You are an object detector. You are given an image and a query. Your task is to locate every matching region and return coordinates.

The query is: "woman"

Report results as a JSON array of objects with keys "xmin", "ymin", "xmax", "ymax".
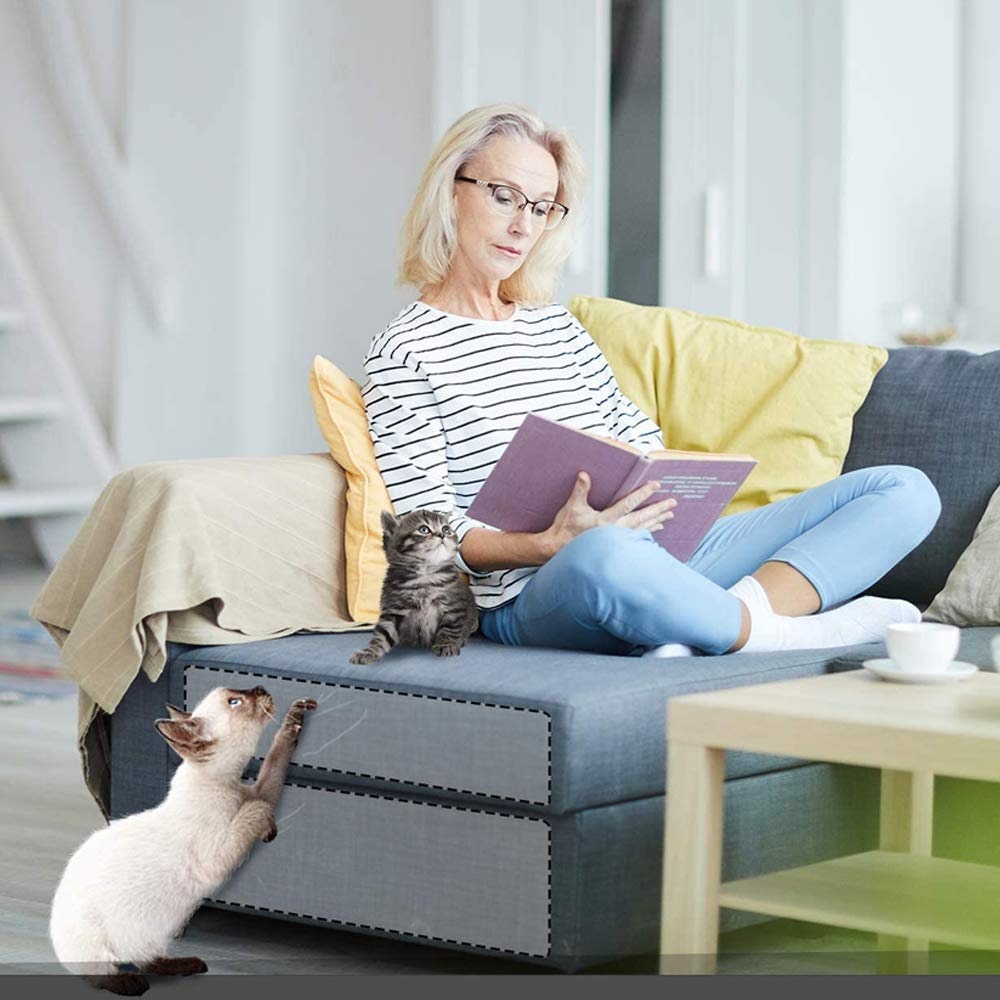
[{"xmin": 361, "ymin": 103, "xmax": 941, "ymax": 657}]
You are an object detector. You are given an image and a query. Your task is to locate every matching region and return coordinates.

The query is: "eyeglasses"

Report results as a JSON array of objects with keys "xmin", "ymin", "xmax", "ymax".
[{"xmin": 455, "ymin": 176, "xmax": 569, "ymax": 231}]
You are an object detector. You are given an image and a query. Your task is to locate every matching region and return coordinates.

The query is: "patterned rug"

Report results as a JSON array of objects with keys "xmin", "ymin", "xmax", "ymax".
[{"xmin": 0, "ymin": 610, "xmax": 76, "ymax": 702}]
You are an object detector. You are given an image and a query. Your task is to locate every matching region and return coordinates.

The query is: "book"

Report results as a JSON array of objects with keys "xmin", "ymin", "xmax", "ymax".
[{"xmin": 466, "ymin": 412, "xmax": 757, "ymax": 563}]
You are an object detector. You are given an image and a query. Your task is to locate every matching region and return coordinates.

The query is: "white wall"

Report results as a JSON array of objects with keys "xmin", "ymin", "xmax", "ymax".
[
  {"xmin": 433, "ymin": 0, "xmax": 609, "ymax": 306},
  {"xmin": 2, "ymin": 0, "xmax": 613, "ymax": 494},
  {"xmin": 115, "ymin": 0, "xmax": 435, "ymax": 465},
  {"xmin": 742, "ymin": 0, "xmax": 808, "ymax": 334},
  {"xmin": 660, "ymin": 0, "xmax": 744, "ymax": 319},
  {"xmin": 4, "ymin": 0, "xmax": 999, "ymax": 473},
  {"xmin": 838, "ymin": 0, "xmax": 960, "ymax": 346},
  {"xmin": 1, "ymin": 0, "xmax": 437, "ymax": 466},
  {"xmin": 959, "ymin": 0, "xmax": 1000, "ymax": 341},
  {"xmin": 660, "ymin": 0, "xmax": 966, "ymax": 346},
  {"xmin": 659, "ymin": 0, "xmax": 829, "ymax": 331}
]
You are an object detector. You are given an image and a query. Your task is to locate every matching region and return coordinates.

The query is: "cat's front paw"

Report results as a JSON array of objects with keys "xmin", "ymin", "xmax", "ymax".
[
  {"xmin": 349, "ymin": 649, "xmax": 381, "ymax": 665},
  {"xmin": 285, "ymin": 697, "xmax": 317, "ymax": 726},
  {"xmin": 280, "ymin": 697, "xmax": 317, "ymax": 744},
  {"xmin": 432, "ymin": 642, "xmax": 462, "ymax": 657}
]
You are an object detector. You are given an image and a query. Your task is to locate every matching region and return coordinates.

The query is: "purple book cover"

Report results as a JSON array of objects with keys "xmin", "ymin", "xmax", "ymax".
[{"xmin": 466, "ymin": 412, "xmax": 756, "ymax": 563}]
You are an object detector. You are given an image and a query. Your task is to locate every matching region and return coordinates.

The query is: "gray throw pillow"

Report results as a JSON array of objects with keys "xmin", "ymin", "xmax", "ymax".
[
  {"xmin": 843, "ymin": 348, "xmax": 1000, "ymax": 606},
  {"xmin": 924, "ymin": 484, "xmax": 1000, "ymax": 625}
]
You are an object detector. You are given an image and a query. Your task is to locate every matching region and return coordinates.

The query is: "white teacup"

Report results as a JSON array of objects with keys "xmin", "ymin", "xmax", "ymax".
[{"xmin": 886, "ymin": 622, "xmax": 960, "ymax": 673}]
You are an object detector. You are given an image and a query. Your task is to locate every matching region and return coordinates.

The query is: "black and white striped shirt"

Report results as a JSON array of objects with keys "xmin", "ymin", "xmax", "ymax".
[{"xmin": 361, "ymin": 299, "xmax": 665, "ymax": 611}]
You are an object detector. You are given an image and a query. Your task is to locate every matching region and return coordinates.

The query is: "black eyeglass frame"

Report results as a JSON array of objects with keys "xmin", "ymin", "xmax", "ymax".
[{"xmin": 454, "ymin": 175, "xmax": 570, "ymax": 228}]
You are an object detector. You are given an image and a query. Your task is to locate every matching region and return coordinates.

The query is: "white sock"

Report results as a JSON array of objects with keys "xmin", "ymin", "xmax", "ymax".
[
  {"xmin": 641, "ymin": 642, "xmax": 696, "ymax": 659},
  {"xmin": 728, "ymin": 575, "xmax": 921, "ymax": 654}
]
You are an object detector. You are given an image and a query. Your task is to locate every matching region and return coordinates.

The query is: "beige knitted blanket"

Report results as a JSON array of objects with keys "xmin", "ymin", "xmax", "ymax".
[{"xmin": 31, "ymin": 453, "xmax": 370, "ymax": 819}]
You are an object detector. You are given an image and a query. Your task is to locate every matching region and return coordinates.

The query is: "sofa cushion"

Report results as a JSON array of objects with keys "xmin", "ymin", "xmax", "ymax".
[
  {"xmin": 925, "ymin": 483, "xmax": 1000, "ymax": 626},
  {"xmin": 843, "ymin": 348, "xmax": 1000, "ymax": 606},
  {"xmin": 309, "ymin": 355, "xmax": 393, "ymax": 623},
  {"xmin": 165, "ymin": 628, "xmax": 1000, "ymax": 815},
  {"xmin": 567, "ymin": 295, "xmax": 888, "ymax": 515}
]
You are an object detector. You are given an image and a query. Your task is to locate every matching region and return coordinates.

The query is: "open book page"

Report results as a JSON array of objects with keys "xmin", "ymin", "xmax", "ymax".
[
  {"xmin": 647, "ymin": 447, "xmax": 755, "ymax": 461},
  {"xmin": 466, "ymin": 413, "xmax": 757, "ymax": 562},
  {"xmin": 581, "ymin": 428, "xmax": 752, "ymax": 463},
  {"xmin": 626, "ymin": 455, "xmax": 756, "ymax": 561},
  {"xmin": 466, "ymin": 415, "xmax": 643, "ymax": 531}
]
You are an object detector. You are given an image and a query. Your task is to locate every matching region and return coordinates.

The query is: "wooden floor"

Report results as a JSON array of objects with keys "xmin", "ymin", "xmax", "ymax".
[{"xmin": 5, "ymin": 559, "xmax": 986, "ymax": 980}]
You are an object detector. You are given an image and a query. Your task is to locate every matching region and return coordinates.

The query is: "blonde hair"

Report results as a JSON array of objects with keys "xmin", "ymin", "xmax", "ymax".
[{"xmin": 397, "ymin": 103, "xmax": 586, "ymax": 306}]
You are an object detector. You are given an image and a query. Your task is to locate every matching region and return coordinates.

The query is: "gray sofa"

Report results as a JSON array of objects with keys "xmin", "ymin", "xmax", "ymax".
[{"xmin": 108, "ymin": 345, "xmax": 1000, "ymax": 972}]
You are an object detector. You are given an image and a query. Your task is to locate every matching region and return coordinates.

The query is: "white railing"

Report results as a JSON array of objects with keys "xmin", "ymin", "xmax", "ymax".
[{"xmin": 0, "ymin": 186, "xmax": 118, "ymax": 481}]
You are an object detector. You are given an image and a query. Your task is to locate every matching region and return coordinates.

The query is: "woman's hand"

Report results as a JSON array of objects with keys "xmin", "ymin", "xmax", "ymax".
[{"xmin": 538, "ymin": 472, "xmax": 677, "ymax": 558}]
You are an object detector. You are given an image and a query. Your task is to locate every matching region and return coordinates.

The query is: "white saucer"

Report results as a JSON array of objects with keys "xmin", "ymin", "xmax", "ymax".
[{"xmin": 863, "ymin": 658, "xmax": 979, "ymax": 685}]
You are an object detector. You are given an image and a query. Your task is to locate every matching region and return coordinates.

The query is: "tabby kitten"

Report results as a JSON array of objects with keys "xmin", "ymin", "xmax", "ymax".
[{"xmin": 349, "ymin": 510, "xmax": 478, "ymax": 664}]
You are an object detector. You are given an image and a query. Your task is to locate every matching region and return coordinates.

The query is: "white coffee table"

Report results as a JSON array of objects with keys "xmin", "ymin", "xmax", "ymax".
[{"xmin": 659, "ymin": 668, "xmax": 1000, "ymax": 974}]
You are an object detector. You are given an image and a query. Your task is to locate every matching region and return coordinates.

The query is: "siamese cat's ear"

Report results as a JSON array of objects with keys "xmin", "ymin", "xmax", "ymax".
[
  {"xmin": 164, "ymin": 703, "xmax": 192, "ymax": 722},
  {"xmin": 154, "ymin": 716, "xmax": 215, "ymax": 762}
]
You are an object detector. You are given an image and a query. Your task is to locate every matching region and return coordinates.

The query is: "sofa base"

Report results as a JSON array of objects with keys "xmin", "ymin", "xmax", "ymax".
[
  {"xmin": 193, "ymin": 765, "xmax": 878, "ymax": 972},
  {"xmin": 111, "ymin": 661, "xmax": 879, "ymax": 971}
]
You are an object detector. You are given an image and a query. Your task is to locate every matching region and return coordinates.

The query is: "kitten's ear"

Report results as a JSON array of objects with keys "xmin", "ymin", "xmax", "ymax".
[
  {"xmin": 380, "ymin": 510, "xmax": 399, "ymax": 537},
  {"xmin": 164, "ymin": 703, "xmax": 192, "ymax": 722},
  {"xmin": 154, "ymin": 717, "xmax": 215, "ymax": 762}
]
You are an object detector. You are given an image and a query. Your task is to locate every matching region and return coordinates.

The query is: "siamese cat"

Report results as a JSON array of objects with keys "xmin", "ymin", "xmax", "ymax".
[{"xmin": 49, "ymin": 686, "xmax": 316, "ymax": 995}]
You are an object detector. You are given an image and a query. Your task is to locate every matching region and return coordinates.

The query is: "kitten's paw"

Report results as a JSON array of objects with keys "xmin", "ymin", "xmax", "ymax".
[
  {"xmin": 349, "ymin": 649, "xmax": 381, "ymax": 665},
  {"xmin": 432, "ymin": 643, "xmax": 462, "ymax": 657}
]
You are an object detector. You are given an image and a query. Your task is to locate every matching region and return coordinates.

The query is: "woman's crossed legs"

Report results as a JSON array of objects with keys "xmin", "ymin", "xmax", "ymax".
[{"xmin": 478, "ymin": 465, "xmax": 941, "ymax": 656}]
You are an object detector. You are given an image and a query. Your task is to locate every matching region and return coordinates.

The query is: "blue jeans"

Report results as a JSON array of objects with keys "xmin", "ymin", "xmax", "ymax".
[{"xmin": 478, "ymin": 465, "xmax": 941, "ymax": 656}]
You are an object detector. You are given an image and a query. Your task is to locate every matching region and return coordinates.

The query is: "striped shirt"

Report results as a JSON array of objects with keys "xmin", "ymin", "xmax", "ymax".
[{"xmin": 361, "ymin": 299, "xmax": 665, "ymax": 611}]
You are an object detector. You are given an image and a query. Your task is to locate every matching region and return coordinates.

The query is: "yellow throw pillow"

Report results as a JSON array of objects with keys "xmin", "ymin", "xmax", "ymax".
[
  {"xmin": 567, "ymin": 296, "xmax": 888, "ymax": 514},
  {"xmin": 309, "ymin": 355, "xmax": 390, "ymax": 623}
]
